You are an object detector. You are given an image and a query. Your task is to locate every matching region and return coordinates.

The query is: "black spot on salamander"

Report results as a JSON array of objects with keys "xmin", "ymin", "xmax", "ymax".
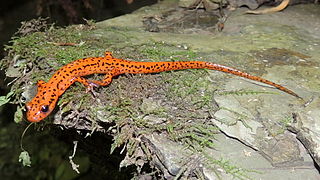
[{"xmin": 49, "ymin": 98, "xmax": 55, "ymax": 104}]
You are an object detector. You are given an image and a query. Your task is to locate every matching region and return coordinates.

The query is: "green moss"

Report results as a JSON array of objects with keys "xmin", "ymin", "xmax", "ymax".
[{"xmin": 170, "ymin": 123, "xmax": 219, "ymax": 149}]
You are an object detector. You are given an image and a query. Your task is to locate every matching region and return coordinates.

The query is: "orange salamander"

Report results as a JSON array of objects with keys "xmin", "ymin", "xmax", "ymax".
[{"xmin": 26, "ymin": 51, "xmax": 300, "ymax": 122}]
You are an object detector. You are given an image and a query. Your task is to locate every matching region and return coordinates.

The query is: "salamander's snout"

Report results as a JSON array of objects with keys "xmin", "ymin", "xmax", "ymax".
[{"xmin": 26, "ymin": 102, "xmax": 50, "ymax": 122}]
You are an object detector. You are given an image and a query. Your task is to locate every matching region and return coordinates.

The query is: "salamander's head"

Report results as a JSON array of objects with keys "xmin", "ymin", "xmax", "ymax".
[{"xmin": 26, "ymin": 80, "xmax": 57, "ymax": 122}]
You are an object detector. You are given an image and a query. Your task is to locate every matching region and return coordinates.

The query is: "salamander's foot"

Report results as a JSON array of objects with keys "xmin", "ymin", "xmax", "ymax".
[{"xmin": 85, "ymin": 82, "xmax": 99, "ymax": 96}]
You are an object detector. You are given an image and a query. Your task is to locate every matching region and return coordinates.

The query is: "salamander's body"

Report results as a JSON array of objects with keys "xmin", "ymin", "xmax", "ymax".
[{"xmin": 26, "ymin": 51, "xmax": 300, "ymax": 122}]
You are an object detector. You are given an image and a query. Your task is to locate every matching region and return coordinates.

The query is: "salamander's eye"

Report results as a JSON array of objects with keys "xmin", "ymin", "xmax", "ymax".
[{"xmin": 41, "ymin": 105, "xmax": 49, "ymax": 113}]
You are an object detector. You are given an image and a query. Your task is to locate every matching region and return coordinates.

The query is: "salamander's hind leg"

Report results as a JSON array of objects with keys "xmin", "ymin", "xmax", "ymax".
[
  {"xmin": 74, "ymin": 68, "xmax": 120, "ymax": 95},
  {"xmin": 88, "ymin": 74, "xmax": 113, "ymax": 87},
  {"xmin": 72, "ymin": 77, "xmax": 96, "ymax": 93},
  {"xmin": 73, "ymin": 75, "xmax": 113, "ymax": 94}
]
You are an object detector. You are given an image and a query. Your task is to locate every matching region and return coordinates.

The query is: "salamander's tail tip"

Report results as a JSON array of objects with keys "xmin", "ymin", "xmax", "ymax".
[
  {"xmin": 290, "ymin": 92, "xmax": 302, "ymax": 99},
  {"xmin": 293, "ymin": 93, "xmax": 304, "ymax": 101},
  {"xmin": 282, "ymin": 87, "xmax": 302, "ymax": 100}
]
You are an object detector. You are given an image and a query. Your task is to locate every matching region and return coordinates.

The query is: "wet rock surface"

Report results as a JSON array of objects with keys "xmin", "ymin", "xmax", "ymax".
[{"xmin": 94, "ymin": 2, "xmax": 320, "ymax": 179}]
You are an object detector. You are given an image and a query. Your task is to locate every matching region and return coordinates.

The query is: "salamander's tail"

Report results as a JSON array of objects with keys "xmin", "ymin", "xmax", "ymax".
[
  {"xmin": 124, "ymin": 60, "xmax": 301, "ymax": 99},
  {"xmin": 203, "ymin": 62, "xmax": 301, "ymax": 99}
]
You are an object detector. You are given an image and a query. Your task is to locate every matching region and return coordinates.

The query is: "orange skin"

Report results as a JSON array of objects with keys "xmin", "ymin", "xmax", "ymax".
[{"xmin": 26, "ymin": 51, "xmax": 300, "ymax": 122}]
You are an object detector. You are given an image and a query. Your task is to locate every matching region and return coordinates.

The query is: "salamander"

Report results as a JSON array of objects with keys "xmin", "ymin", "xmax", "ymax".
[{"xmin": 26, "ymin": 51, "xmax": 301, "ymax": 122}]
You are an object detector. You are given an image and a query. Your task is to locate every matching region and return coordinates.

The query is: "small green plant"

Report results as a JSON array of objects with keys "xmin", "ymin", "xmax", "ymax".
[
  {"xmin": 204, "ymin": 153, "xmax": 259, "ymax": 180},
  {"xmin": 170, "ymin": 123, "xmax": 219, "ymax": 150},
  {"xmin": 0, "ymin": 91, "xmax": 14, "ymax": 107}
]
